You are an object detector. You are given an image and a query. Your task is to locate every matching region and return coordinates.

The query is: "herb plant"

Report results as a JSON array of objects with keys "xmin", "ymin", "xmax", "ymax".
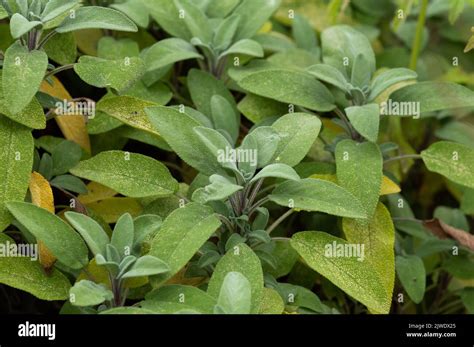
[{"xmin": 0, "ymin": 0, "xmax": 473, "ymax": 315}]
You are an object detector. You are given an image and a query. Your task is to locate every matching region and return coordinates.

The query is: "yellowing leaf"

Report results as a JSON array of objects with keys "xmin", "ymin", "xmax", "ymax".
[
  {"xmin": 74, "ymin": 29, "xmax": 103, "ymax": 56},
  {"xmin": 40, "ymin": 77, "xmax": 91, "ymax": 153},
  {"xmin": 380, "ymin": 176, "xmax": 401, "ymax": 195},
  {"xmin": 290, "ymin": 231, "xmax": 388, "ymax": 313},
  {"xmin": 165, "ymin": 266, "xmax": 207, "ymax": 287},
  {"xmin": 342, "ymin": 203, "xmax": 395, "ymax": 313},
  {"xmin": 259, "ymin": 287, "xmax": 285, "ymax": 314},
  {"xmin": 310, "ymin": 174, "xmax": 400, "ymax": 196},
  {"xmin": 78, "ymin": 182, "xmax": 117, "ymax": 205},
  {"xmin": 258, "ymin": 21, "xmax": 273, "ymax": 34},
  {"xmin": 29, "ymin": 171, "xmax": 56, "ymax": 270},
  {"xmin": 309, "ymin": 173, "xmax": 337, "ymax": 183},
  {"xmin": 86, "ymin": 197, "xmax": 142, "ymax": 223},
  {"xmin": 29, "ymin": 172, "xmax": 54, "ymax": 213},
  {"xmin": 464, "ymin": 27, "xmax": 474, "ymax": 53}
]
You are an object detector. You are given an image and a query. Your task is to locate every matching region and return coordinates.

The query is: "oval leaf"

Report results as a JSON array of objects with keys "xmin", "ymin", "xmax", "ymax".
[
  {"xmin": 238, "ymin": 69, "xmax": 335, "ymax": 112},
  {"xmin": 269, "ymin": 178, "xmax": 367, "ymax": 219},
  {"xmin": 71, "ymin": 151, "xmax": 178, "ymax": 198},
  {"xmin": 6, "ymin": 202, "xmax": 88, "ymax": 270},
  {"xmin": 290, "ymin": 231, "xmax": 389, "ymax": 313},
  {"xmin": 421, "ymin": 141, "xmax": 474, "ymax": 189}
]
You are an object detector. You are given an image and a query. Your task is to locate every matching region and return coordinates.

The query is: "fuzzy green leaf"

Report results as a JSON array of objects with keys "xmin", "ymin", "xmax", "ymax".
[
  {"xmin": 0, "ymin": 116, "xmax": 33, "ymax": 231},
  {"xmin": 0, "ymin": 74, "xmax": 45, "ymax": 129},
  {"xmin": 251, "ymin": 163, "xmax": 300, "ymax": 183},
  {"xmin": 56, "ymin": 6, "xmax": 138, "ymax": 33},
  {"xmin": 232, "ymin": 0, "xmax": 281, "ymax": 41},
  {"xmin": 321, "ymin": 25, "xmax": 375, "ymax": 78},
  {"xmin": 238, "ymin": 69, "xmax": 335, "ymax": 112},
  {"xmin": 43, "ymin": 32, "xmax": 77, "ymax": 65},
  {"xmin": 121, "ymin": 255, "xmax": 169, "ymax": 279},
  {"xmin": 345, "ymin": 104, "xmax": 380, "ymax": 143},
  {"xmin": 69, "ymin": 280, "xmax": 113, "ymax": 307},
  {"xmin": 192, "ymin": 175, "xmax": 243, "ymax": 204},
  {"xmin": 149, "ymin": 203, "xmax": 221, "ymax": 283},
  {"xmin": 306, "ymin": 64, "xmax": 349, "ymax": 92},
  {"xmin": 144, "ymin": 0, "xmax": 192, "ymax": 40},
  {"xmin": 271, "ymin": 112, "xmax": 322, "ymax": 167},
  {"xmin": 6, "ymin": 202, "xmax": 88, "ymax": 269},
  {"xmin": 187, "ymin": 69, "xmax": 236, "ymax": 118},
  {"xmin": 2, "ymin": 42, "xmax": 48, "ymax": 114},
  {"xmin": 269, "ymin": 178, "xmax": 367, "ymax": 219},
  {"xmin": 144, "ymin": 38, "xmax": 202, "ymax": 71},
  {"xmin": 74, "ymin": 56, "xmax": 145, "ymax": 92},
  {"xmin": 65, "ymin": 212, "xmax": 110, "ymax": 256},
  {"xmin": 210, "ymin": 95, "xmax": 240, "ymax": 145},
  {"xmin": 421, "ymin": 141, "xmax": 474, "ymax": 188},
  {"xmin": 173, "ymin": 0, "xmax": 213, "ymax": 43},
  {"xmin": 208, "ymin": 243, "xmax": 264, "ymax": 313},
  {"xmin": 215, "ymin": 272, "xmax": 252, "ymax": 314},
  {"xmin": 9, "ymin": 13, "xmax": 42, "ymax": 39},
  {"xmin": 111, "ymin": 213, "xmax": 134, "ymax": 258},
  {"xmin": 219, "ymin": 39, "xmax": 264, "ymax": 59},
  {"xmin": 396, "ymin": 255, "xmax": 426, "ymax": 304},
  {"xmin": 143, "ymin": 285, "xmax": 216, "ymax": 313},
  {"xmin": 70, "ymin": 151, "xmax": 178, "ymax": 198},
  {"xmin": 292, "ymin": 14, "xmax": 318, "ymax": 53},
  {"xmin": 369, "ymin": 68, "xmax": 417, "ymax": 101},
  {"xmin": 335, "ymin": 140, "xmax": 383, "ymax": 217},
  {"xmin": 390, "ymin": 82, "xmax": 474, "ymax": 115},
  {"xmin": 242, "ymin": 126, "xmax": 280, "ymax": 168},
  {"xmin": 41, "ymin": 0, "xmax": 79, "ymax": 23},
  {"xmin": 146, "ymin": 105, "xmax": 227, "ymax": 176},
  {"xmin": 213, "ymin": 14, "xmax": 240, "ymax": 50},
  {"xmin": 0, "ymin": 234, "xmax": 71, "ymax": 300},
  {"xmin": 110, "ymin": 0, "xmax": 150, "ymax": 28}
]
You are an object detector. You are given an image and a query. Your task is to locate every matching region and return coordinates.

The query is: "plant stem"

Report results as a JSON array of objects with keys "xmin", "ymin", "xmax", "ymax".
[
  {"xmin": 218, "ymin": 214, "xmax": 234, "ymax": 233},
  {"xmin": 247, "ymin": 178, "xmax": 264, "ymax": 208},
  {"xmin": 248, "ymin": 197, "xmax": 270, "ymax": 216},
  {"xmin": 409, "ymin": 0, "xmax": 428, "ymax": 70},
  {"xmin": 266, "ymin": 209, "xmax": 294, "ymax": 234},
  {"xmin": 271, "ymin": 237, "xmax": 291, "ymax": 241},
  {"xmin": 37, "ymin": 30, "xmax": 58, "ymax": 49},
  {"xmin": 256, "ymin": 184, "xmax": 277, "ymax": 198},
  {"xmin": 384, "ymin": 154, "xmax": 422, "ymax": 164},
  {"xmin": 44, "ymin": 64, "xmax": 75, "ymax": 80},
  {"xmin": 335, "ymin": 108, "xmax": 357, "ymax": 140}
]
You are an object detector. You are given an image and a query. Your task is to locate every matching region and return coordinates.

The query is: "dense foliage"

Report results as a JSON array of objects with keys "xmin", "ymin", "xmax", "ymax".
[{"xmin": 0, "ymin": 0, "xmax": 473, "ymax": 315}]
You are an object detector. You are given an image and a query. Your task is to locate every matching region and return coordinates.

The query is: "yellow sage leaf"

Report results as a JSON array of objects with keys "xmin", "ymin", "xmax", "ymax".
[
  {"xmin": 40, "ymin": 77, "xmax": 91, "ymax": 153},
  {"xmin": 29, "ymin": 171, "xmax": 56, "ymax": 270}
]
